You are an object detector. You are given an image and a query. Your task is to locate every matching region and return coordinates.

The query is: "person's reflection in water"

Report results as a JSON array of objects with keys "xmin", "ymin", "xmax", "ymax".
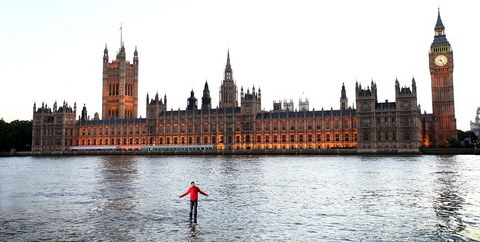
[
  {"xmin": 433, "ymin": 156, "xmax": 466, "ymax": 239},
  {"xmin": 189, "ymin": 223, "xmax": 197, "ymax": 239}
]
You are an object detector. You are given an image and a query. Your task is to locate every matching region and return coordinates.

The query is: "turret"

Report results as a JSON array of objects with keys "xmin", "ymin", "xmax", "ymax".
[
  {"xmin": 201, "ymin": 81, "xmax": 212, "ymax": 110},
  {"xmin": 412, "ymin": 77, "xmax": 417, "ymax": 93},
  {"xmin": 395, "ymin": 78, "xmax": 417, "ymax": 98},
  {"xmin": 81, "ymin": 104, "xmax": 88, "ymax": 120},
  {"xmin": 355, "ymin": 80, "xmax": 377, "ymax": 113},
  {"xmin": 299, "ymin": 97, "xmax": 309, "ymax": 111},
  {"xmin": 340, "ymin": 83, "xmax": 348, "ymax": 110},
  {"xmin": 103, "ymin": 44, "xmax": 109, "ymax": 64},
  {"xmin": 356, "ymin": 80, "xmax": 377, "ymax": 100},
  {"xmin": 187, "ymin": 89, "xmax": 198, "ymax": 110},
  {"xmin": 133, "ymin": 46, "xmax": 138, "ymax": 65},
  {"xmin": 241, "ymin": 85, "xmax": 261, "ymax": 115},
  {"xmin": 146, "ymin": 92, "xmax": 167, "ymax": 119}
]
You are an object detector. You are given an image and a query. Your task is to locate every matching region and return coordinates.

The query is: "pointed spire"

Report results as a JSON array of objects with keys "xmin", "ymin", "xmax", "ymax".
[
  {"xmin": 435, "ymin": 8, "xmax": 445, "ymax": 30},
  {"xmin": 227, "ymin": 49, "xmax": 231, "ymax": 68},
  {"xmin": 103, "ymin": 44, "xmax": 109, "ymax": 63},
  {"xmin": 120, "ymin": 23, "xmax": 123, "ymax": 47},
  {"xmin": 341, "ymin": 82, "xmax": 347, "ymax": 99},
  {"xmin": 223, "ymin": 49, "xmax": 233, "ymax": 82}
]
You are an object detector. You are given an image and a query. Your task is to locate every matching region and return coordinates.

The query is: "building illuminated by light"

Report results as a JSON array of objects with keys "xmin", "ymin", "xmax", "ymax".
[{"xmin": 31, "ymin": 11, "xmax": 456, "ymax": 153}]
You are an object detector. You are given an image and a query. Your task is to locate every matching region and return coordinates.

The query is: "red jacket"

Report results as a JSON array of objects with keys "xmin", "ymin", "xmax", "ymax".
[{"xmin": 180, "ymin": 186, "xmax": 208, "ymax": 201}]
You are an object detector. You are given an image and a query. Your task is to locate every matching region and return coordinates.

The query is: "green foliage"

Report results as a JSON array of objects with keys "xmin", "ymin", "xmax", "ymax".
[
  {"xmin": 455, "ymin": 130, "xmax": 478, "ymax": 148},
  {"xmin": 447, "ymin": 137, "xmax": 460, "ymax": 148},
  {"xmin": 0, "ymin": 119, "xmax": 32, "ymax": 152}
]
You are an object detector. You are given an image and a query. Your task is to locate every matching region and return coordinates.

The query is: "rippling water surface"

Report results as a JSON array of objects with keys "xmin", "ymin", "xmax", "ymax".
[{"xmin": 1, "ymin": 155, "xmax": 479, "ymax": 241}]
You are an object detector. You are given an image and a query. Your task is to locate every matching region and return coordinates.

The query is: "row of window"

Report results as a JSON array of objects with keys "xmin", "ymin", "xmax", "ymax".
[
  {"xmin": 80, "ymin": 138, "xmax": 146, "ymax": 146},
  {"xmin": 81, "ymin": 125, "xmax": 145, "ymax": 136},
  {"xmin": 107, "ymin": 83, "xmax": 134, "ymax": 96},
  {"xmin": 34, "ymin": 128, "xmax": 74, "ymax": 136},
  {"xmin": 33, "ymin": 139, "xmax": 74, "ymax": 146},
  {"xmin": 78, "ymin": 132, "xmax": 358, "ymax": 147},
  {"xmin": 363, "ymin": 132, "xmax": 411, "ymax": 141},
  {"xmin": 361, "ymin": 117, "xmax": 414, "ymax": 128}
]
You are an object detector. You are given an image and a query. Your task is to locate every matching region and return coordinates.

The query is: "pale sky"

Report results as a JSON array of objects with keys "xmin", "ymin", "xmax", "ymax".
[{"xmin": 0, "ymin": 0, "xmax": 478, "ymax": 130}]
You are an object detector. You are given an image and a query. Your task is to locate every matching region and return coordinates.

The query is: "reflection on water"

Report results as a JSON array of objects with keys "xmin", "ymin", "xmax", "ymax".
[
  {"xmin": 188, "ymin": 223, "xmax": 198, "ymax": 241},
  {"xmin": 432, "ymin": 156, "xmax": 467, "ymax": 240},
  {"xmin": 90, "ymin": 156, "xmax": 139, "ymax": 240},
  {"xmin": 0, "ymin": 155, "xmax": 479, "ymax": 241}
]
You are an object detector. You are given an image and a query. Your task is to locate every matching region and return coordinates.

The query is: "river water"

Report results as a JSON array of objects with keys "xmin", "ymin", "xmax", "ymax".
[{"xmin": 0, "ymin": 155, "xmax": 479, "ymax": 241}]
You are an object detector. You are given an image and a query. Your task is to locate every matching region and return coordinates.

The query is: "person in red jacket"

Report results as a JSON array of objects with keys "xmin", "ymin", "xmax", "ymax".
[{"xmin": 179, "ymin": 181, "xmax": 208, "ymax": 223}]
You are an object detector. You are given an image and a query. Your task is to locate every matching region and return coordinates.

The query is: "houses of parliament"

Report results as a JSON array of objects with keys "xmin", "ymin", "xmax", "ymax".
[{"xmin": 31, "ymin": 11, "xmax": 457, "ymax": 153}]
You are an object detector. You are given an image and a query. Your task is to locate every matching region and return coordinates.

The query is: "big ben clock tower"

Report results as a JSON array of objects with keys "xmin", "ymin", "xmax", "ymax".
[{"xmin": 429, "ymin": 9, "xmax": 457, "ymax": 147}]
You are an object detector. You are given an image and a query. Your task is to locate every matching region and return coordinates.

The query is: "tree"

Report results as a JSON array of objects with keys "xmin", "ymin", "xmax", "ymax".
[
  {"xmin": 455, "ymin": 130, "xmax": 478, "ymax": 148},
  {"xmin": 0, "ymin": 119, "xmax": 32, "ymax": 152}
]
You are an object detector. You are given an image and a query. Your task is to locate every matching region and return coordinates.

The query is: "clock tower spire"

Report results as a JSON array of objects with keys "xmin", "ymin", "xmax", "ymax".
[{"xmin": 429, "ymin": 9, "xmax": 457, "ymax": 147}]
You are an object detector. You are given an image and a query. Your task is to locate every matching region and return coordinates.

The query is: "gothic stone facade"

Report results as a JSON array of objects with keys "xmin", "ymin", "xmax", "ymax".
[
  {"xmin": 470, "ymin": 108, "xmax": 480, "ymax": 139},
  {"xmin": 72, "ymin": 53, "xmax": 357, "ymax": 151},
  {"xmin": 32, "ymin": 51, "xmax": 357, "ymax": 152},
  {"xmin": 355, "ymin": 79, "xmax": 421, "ymax": 152},
  {"xmin": 32, "ymin": 11, "xmax": 455, "ymax": 153},
  {"xmin": 32, "ymin": 102, "xmax": 77, "ymax": 152},
  {"xmin": 102, "ymin": 44, "xmax": 138, "ymax": 119},
  {"xmin": 423, "ymin": 10, "xmax": 457, "ymax": 147}
]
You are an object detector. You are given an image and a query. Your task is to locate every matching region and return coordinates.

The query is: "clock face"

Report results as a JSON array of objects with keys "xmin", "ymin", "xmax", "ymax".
[{"xmin": 435, "ymin": 55, "xmax": 448, "ymax": 66}]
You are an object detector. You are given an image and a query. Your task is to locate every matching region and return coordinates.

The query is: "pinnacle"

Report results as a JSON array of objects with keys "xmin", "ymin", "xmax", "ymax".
[{"xmin": 435, "ymin": 8, "xmax": 445, "ymax": 30}]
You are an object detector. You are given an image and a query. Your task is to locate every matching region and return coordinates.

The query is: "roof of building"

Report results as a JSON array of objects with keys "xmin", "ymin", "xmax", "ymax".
[
  {"xmin": 165, "ymin": 107, "xmax": 242, "ymax": 116},
  {"xmin": 77, "ymin": 107, "xmax": 356, "ymax": 125},
  {"xmin": 421, "ymin": 113, "xmax": 434, "ymax": 121},
  {"xmin": 431, "ymin": 35, "xmax": 450, "ymax": 47},
  {"xmin": 375, "ymin": 102, "xmax": 396, "ymax": 110},
  {"xmin": 78, "ymin": 118, "xmax": 146, "ymax": 126},
  {"xmin": 435, "ymin": 9, "xmax": 445, "ymax": 30},
  {"xmin": 256, "ymin": 109, "xmax": 356, "ymax": 119}
]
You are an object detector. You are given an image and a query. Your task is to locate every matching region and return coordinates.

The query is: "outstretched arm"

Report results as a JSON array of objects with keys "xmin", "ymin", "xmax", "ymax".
[
  {"xmin": 179, "ymin": 189, "xmax": 190, "ymax": 198},
  {"xmin": 199, "ymin": 189, "xmax": 208, "ymax": 196}
]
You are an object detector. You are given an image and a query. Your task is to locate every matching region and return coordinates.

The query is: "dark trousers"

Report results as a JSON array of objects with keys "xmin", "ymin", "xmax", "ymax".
[{"xmin": 189, "ymin": 200, "xmax": 198, "ymax": 222}]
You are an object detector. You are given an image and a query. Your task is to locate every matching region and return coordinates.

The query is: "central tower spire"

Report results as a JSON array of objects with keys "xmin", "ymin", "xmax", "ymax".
[
  {"xmin": 224, "ymin": 50, "xmax": 233, "ymax": 81},
  {"xmin": 120, "ymin": 23, "xmax": 123, "ymax": 47},
  {"xmin": 219, "ymin": 50, "xmax": 238, "ymax": 108}
]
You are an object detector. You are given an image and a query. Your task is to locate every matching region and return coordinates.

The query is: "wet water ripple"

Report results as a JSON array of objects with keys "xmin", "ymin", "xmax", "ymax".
[{"xmin": 1, "ymin": 155, "xmax": 479, "ymax": 241}]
